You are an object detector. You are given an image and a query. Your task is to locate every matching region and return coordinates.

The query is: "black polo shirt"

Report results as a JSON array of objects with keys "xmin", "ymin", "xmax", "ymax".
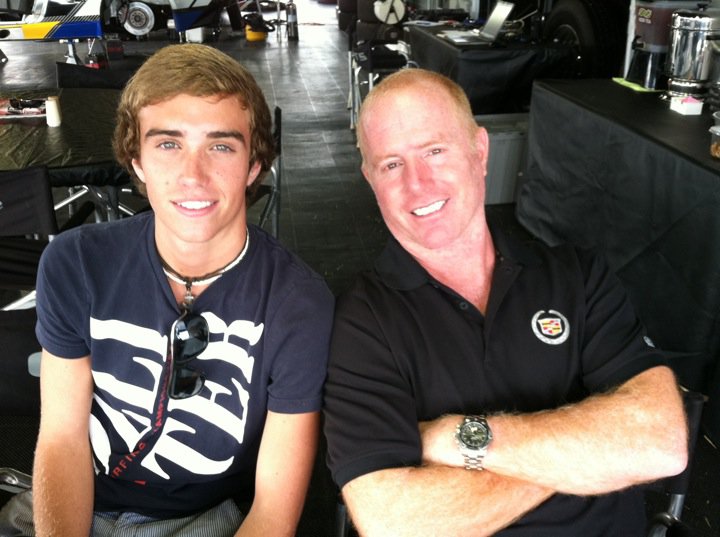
[{"xmin": 324, "ymin": 228, "xmax": 666, "ymax": 536}]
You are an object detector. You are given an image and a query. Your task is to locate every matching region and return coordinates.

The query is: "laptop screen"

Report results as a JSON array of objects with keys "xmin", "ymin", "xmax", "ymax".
[{"xmin": 479, "ymin": 1, "xmax": 514, "ymax": 41}]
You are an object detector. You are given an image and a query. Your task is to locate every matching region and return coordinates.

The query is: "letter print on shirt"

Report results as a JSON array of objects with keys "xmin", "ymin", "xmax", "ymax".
[{"xmin": 88, "ymin": 312, "xmax": 264, "ymax": 481}]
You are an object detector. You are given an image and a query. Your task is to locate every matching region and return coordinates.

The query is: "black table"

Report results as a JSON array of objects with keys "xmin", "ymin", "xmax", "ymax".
[
  {"xmin": 0, "ymin": 87, "xmax": 120, "ymax": 170},
  {"xmin": 516, "ymin": 78, "xmax": 720, "ymax": 441},
  {"xmin": 404, "ymin": 24, "xmax": 574, "ymax": 114},
  {"xmin": 0, "ymin": 87, "xmax": 130, "ymax": 213}
]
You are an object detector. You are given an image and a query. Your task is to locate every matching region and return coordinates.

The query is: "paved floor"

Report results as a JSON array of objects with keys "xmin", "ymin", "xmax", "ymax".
[{"xmin": 1, "ymin": 1, "xmax": 719, "ymax": 535}]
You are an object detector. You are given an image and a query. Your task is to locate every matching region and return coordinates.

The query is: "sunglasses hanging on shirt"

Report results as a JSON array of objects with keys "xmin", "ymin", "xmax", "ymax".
[{"xmin": 168, "ymin": 309, "xmax": 209, "ymax": 399}]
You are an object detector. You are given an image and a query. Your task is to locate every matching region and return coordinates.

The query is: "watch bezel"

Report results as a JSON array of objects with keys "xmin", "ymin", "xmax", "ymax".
[{"xmin": 457, "ymin": 415, "xmax": 492, "ymax": 451}]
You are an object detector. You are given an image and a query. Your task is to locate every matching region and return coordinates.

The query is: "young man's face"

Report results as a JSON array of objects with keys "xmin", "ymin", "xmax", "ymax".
[{"xmin": 132, "ymin": 93, "xmax": 261, "ymax": 254}]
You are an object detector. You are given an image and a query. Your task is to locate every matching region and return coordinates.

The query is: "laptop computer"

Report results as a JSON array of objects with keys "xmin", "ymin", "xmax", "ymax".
[
  {"xmin": 439, "ymin": 1, "xmax": 514, "ymax": 46},
  {"xmin": 478, "ymin": 0, "xmax": 514, "ymax": 42}
]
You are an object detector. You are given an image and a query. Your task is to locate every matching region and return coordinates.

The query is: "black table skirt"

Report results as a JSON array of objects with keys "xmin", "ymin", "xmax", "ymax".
[{"xmin": 516, "ymin": 79, "xmax": 720, "ymax": 441}]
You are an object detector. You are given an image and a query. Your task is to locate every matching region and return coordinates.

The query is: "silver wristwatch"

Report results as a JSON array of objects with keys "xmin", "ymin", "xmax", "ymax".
[{"xmin": 455, "ymin": 415, "xmax": 493, "ymax": 470}]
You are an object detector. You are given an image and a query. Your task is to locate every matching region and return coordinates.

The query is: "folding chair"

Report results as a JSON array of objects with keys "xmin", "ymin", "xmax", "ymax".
[
  {"xmin": 347, "ymin": 2, "xmax": 414, "ymax": 130},
  {"xmin": 0, "ymin": 307, "xmax": 40, "ymax": 510},
  {"xmin": 55, "ymin": 64, "xmax": 143, "ymax": 221},
  {"xmin": 335, "ymin": 492, "xmax": 353, "ymax": 537},
  {"xmin": 0, "ymin": 166, "xmax": 94, "ymax": 310},
  {"xmin": 49, "ymin": 163, "xmax": 139, "ymax": 222},
  {"xmin": 349, "ymin": 38, "xmax": 411, "ymax": 129},
  {"xmin": 248, "ymin": 106, "xmax": 282, "ymax": 238}
]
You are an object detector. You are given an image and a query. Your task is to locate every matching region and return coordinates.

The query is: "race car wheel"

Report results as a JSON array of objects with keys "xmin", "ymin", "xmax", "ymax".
[{"xmin": 120, "ymin": 1, "xmax": 155, "ymax": 37}]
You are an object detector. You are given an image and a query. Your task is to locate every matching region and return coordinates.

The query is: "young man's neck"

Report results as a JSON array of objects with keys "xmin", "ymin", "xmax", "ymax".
[{"xmin": 155, "ymin": 226, "xmax": 249, "ymax": 280}]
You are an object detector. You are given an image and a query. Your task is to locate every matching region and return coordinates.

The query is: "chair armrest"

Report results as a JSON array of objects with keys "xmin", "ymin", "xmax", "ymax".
[{"xmin": 0, "ymin": 468, "xmax": 32, "ymax": 494}]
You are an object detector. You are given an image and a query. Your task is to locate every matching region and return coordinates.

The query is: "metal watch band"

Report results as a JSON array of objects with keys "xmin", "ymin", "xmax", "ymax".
[
  {"xmin": 463, "ymin": 453, "xmax": 485, "ymax": 471},
  {"xmin": 457, "ymin": 415, "xmax": 491, "ymax": 471}
]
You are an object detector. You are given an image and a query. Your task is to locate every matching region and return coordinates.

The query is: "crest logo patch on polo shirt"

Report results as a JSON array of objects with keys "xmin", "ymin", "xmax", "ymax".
[{"xmin": 531, "ymin": 310, "xmax": 570, "ymax": 345}]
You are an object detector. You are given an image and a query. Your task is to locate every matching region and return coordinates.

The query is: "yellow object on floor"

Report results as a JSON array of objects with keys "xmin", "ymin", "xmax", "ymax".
[{"xmin": 245, "ymin": 27, "xmax": 267, "ymax": 42}]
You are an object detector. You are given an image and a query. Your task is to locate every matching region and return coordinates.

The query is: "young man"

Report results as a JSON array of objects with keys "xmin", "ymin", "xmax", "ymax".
[
  {"xmin": 323, "ymin": 69, "xmax": 688, "ymax": 536},
  {"xmin": 0, "ymin": 44, "xmax": 333, "ymax": 536}
]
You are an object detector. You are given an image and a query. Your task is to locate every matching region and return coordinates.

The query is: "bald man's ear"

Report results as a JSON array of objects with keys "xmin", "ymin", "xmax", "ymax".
[
  {"xmin": 475, "ymin": 126, "xmax": 489, "ymax": 153},
  {"xmin": 475, "ymin": 126, "xmax": 490, "ymax": 170}
]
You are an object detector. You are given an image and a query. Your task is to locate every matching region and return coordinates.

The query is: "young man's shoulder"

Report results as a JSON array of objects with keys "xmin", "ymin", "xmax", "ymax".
[
  {"xmin": 51, "ymin": 211, "xmax": 152, "ymax": 249},
  {"xmin": 40, "ymin": 212, "xmax": 152, "ymax": 271},
  {"xmin": 248, "ymin": 224, "xmax": 330, "ymax": 288}
]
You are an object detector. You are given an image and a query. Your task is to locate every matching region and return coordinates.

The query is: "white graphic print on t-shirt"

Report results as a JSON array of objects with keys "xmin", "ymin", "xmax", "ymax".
[{"xmin": 87, "ymin": 312, "xmax": 264, "ymax": 480}]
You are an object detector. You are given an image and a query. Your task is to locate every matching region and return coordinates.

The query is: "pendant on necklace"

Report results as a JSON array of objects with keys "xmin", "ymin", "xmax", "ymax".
[{"xmin": 183, "ymin": 281, "xmax": 194, "ymax": 309}]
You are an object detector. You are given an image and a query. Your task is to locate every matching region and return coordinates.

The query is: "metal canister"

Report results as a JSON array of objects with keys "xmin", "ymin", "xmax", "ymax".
[{"xmin": 665, "ymin": 7, "xmax": 720, "ymax": 96}]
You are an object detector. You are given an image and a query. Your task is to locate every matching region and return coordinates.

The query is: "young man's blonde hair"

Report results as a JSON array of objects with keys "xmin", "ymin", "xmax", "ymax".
[{"xmin": 113, "ymin": 43, "xmax": 275, "ymax": 196}]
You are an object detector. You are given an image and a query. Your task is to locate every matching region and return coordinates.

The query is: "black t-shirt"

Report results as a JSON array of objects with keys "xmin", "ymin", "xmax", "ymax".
[
  {"xmin": 36, "ymin": 213, "xmax": 334, "ymax": 517},
  {"xmin": 324, "ymin": 229, "xmax": 666, "ymax": 536}
]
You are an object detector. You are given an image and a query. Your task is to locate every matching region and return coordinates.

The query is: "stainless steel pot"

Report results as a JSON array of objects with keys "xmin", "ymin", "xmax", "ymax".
[{"xmin": 665, "ymin": 7, "xmax": 720, "ymax": 96}]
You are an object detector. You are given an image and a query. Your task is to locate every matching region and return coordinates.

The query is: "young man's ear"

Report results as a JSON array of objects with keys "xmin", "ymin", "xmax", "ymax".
[
  {"xmin": 246, "ymin": 160, "xmax": 263, "ymax": 188},
  {"xmin": 131, "ymin": 158, "xmax": 146, "ymax": 184}
]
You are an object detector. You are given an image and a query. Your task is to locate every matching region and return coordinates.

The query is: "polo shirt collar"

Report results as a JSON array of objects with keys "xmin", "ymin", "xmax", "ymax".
[{"xmin": 374, "ymin": 223, "xmax": 541, "ymax": 291}]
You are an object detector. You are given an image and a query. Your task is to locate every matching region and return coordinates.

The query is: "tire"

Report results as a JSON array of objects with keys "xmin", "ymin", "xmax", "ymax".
[
  {"xmin": 543, "ymin": 0, "xmax": 627, "ymax": 78},
  {"xmin": 355, "ymin": 20, "xmax": 401, "ymax": 42},
  {"xmin": 357, "ymin": 0, "xmax": 405, "ymax": 23},
  {"xmin": 120, "ymin": 1, "xmax": 155, "ymax": 37}
]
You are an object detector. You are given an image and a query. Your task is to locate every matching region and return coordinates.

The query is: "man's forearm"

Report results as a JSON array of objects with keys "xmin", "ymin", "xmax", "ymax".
[
  {"xmin": 422, "ymin": 367, "xmax": 688, "ymax": 495},
  {"xmin": 344, "ymin": 464, "xmax": 553, "ymax": 537},
  {"xmin": 234, "ymin": 411, "xmax": 318, "ymax": 537},
  {"xmin": 33, "ymin": 441, "xmax": 94, "ymax": 537}
]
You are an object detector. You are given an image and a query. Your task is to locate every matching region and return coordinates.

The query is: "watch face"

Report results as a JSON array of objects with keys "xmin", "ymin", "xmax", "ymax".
[{"xmin": 459, "ymin": 420, "xmax": 491, "ymax": 449}]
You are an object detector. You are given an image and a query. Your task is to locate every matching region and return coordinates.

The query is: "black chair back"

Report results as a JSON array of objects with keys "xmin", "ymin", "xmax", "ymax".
[
  {"xmin": 0, "ymin": 307, "xmax": 41, "ymax": 508},
  {"xmin": 0, "ymin": 166, "xmax": 58, "ymax": 238}
]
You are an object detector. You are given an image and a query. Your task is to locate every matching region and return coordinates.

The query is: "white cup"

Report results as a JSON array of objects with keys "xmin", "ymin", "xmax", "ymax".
[
  {"xmin": 713, "ymin": 110, "xmax": 720, "ymax": 126},
  {"xmin": 46, "ymin": 95, "xmax": 61, "ymax": 127}
]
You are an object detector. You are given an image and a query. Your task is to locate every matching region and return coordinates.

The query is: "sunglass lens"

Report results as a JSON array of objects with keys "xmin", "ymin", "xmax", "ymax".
[
  {"xmin": 171, "ymin": 367, "xmax": 205, "ymax": 399},
  {"xmin": 174, "ymin": 314, "xmax": 209, "ymax": 364}
]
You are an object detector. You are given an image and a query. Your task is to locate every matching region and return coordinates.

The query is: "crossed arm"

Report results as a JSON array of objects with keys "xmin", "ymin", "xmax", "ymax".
[{"xmin": 342, "ymin": 366, "xmax": 688, "ymax": 537}]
